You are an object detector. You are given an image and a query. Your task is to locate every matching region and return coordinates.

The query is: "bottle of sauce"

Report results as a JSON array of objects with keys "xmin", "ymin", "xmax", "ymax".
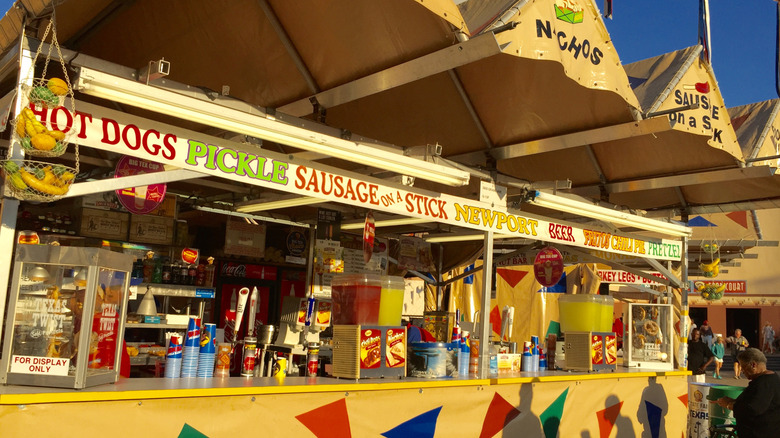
[
  {"xmin": 196, "ymin": 262, "xmax": 206, "ymax": 286},
  {"xmin": 204, "ymin": 257, "xmax": 216, "ymax": 287},
  {"xmin": 142, "ymin": 251, "xmax": 155, "ymax": 283}
]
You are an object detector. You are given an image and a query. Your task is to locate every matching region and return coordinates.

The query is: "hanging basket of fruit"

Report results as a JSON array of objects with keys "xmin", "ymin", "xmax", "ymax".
[
  {"xmin": 11, "ymin": 10, "xmax": 78, "ymax": 162},
  {"xmin": 1, "ymin": 159, "xmax": 76, "ymax": 202},
  {"xmin": 695, "ymin": 281, "xmax": 726, "ymax": 301},
  {"xmin": 22, "ymin": 77, "xmax": 69, "ymax": 109},
  {"xmin": 12, "ymin": 106, "xmax": 72, "ymax": 158}
]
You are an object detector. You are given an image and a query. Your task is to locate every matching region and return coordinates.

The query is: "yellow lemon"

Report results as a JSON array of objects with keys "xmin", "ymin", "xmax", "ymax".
[
  {"xmin": 46, "ymin": 77, "xmax": 69, "ymax": 96},
  {"xmin": 31, "ymin": 132, "xmax": 57, "ymax": 151}
]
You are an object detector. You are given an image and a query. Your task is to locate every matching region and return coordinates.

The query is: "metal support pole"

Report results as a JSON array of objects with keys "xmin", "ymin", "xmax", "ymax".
[
  {"xmin": 0, "ymin": 45, "xmax": 34, "ymax": 357},
  {"xmin": 679, "ymin": 237, "xmax": 689, "ymax": 371},
  {"xmin": 477, "ymin": 231, "xmax": 494, "ymax": 378}
]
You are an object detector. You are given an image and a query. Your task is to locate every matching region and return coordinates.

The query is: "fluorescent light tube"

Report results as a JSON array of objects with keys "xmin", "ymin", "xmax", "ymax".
[
  {"xmin": 75, "ymin": 67, "xmax": 470, "ymax": 187},
  {"xmin": 235, "ymin": 196, "xmax": 324, "ymax": 213},
  {"xmin": 341, "ymin": 217, "xmax": 430, "ymax": 230},
  {"xmin": 528, "ymin": 191, "xmax": 692, "ymax": 237},
  {"xmin": 425, "ymin": 233, "xmax": 516, "ymax": 243}
]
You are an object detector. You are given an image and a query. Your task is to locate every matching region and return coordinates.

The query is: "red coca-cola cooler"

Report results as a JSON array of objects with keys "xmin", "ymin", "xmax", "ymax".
[{"xmin": 216, "ymin": 261, "xmax": 305, "ymax": 375}]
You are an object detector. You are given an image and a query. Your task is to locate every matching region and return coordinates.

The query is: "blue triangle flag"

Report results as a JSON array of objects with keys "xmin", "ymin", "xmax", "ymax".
[
  {"xmin": 688, "ymin": 216, "xmax": 717, "ymax": 227},
  {"xmin": 382, "ymin": 407, "xmax": 442, "ymax": 438}
]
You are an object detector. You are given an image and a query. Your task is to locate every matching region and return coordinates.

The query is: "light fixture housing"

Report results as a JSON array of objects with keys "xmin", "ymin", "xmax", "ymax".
[
  {"xmin": 527, "ymin": 190, "xmax": 692, "ymax": 237},
  {"xmin": 28, "ymin": 266, "xmax": 51, "ymax": 282},
  {"xmin": 75, "ymin": 67, "xmax": 470, "ymax": 187}
]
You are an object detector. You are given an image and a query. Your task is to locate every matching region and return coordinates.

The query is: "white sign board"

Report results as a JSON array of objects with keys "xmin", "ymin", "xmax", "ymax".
[
  {"xmin": 10, "ymin": 355, "xmax": 69, "ymax": 376},
  {"xmin": 38, "ymin": 100, "xmax": 683, "ymax": 261}
]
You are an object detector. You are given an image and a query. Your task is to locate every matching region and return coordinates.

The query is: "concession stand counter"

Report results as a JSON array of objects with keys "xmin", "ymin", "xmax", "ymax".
[{"xmin": 0, "ymin": 0, "xmax": 724, "ymax": 436}]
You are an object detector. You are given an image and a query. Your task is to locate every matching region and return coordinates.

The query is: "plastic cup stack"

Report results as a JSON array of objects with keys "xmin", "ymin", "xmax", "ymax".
[
  {"xmin": 197, "ymin": 323, "xmax": 217, "ymax": 378},
  {"xmin": 164, "ymin": 333, "xmax": 183, "ymax": 378},
  {"xmin": 181, "ymin": 317, "xmax": 201, "ymax": 377}
]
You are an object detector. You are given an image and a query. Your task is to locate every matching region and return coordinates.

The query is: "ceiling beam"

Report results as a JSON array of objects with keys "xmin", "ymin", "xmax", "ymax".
[
  {"xmin": 278, "ymin": 32, "xmax": 506, "ymax": 117},
  {"xmin": 451, "ymin": 117, "xmax": 672, "ymax": 165},
  {"xmin": 578, "ymin": 165, "xmax": 776, "ymax": 194},
  {"xmin": 647, "ymin": 199, "xmax": 780, "ymax": 217}
]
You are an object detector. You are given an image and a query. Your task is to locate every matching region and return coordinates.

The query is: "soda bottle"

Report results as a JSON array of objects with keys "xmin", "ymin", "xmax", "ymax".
[
  {"xmin": 142, "ymin": 251, "xmax": 155, "ymax": 283},
  {"xmin": 152, "ymin": 257, "xmax": 163, "ymax": 283}
]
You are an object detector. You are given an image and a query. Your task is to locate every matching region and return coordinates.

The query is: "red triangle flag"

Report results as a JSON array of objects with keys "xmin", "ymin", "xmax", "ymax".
[
  {"xmin": 726, "ymin": 211, "xmax": 748, "ymax": 229},
  {"xmin": 497, "ymin": 268, "xmax": 528, "ymax": 288},
  {"xmin": 296, "ymin": 399, "xmax": 351, "ymax": 438},
  {"xmin": 479, "ymin": 393, "xmax": 521, "ymax": 438},
  {"xmin": 596, "ymin": 401, "xmax": 622, "ymax": 438}
]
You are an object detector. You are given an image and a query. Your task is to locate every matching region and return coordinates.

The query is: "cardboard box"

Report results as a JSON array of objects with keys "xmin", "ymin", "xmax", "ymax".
[
  {"xmin": 80, "ymin": 208, "xmax": 129, "ymax": 239},
  {"xmin": 129, "ymin": 215, "xmax": 175, "ymax": 245},
  {"xmin": 497, "ymin": 353, "xmax": 523, "ymax": 373},
  {"xmin": 147, "ymin": 196, "xmax": 176, "ymax": 218}
]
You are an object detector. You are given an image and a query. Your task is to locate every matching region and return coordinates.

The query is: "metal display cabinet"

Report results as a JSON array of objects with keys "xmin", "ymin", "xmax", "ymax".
[
  {"xmin": 624, "ymin": 303, "xmax": 674, "ymax": 370},
  {"xmin": 0, "ymin": 245, "xmax": 133, "ymax": 389}
]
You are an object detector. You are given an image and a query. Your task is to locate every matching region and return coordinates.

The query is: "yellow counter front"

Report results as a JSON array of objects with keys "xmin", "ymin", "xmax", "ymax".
[{"xmin": 0, "ymin": 369, "xmax": 689, "ymax": 437}]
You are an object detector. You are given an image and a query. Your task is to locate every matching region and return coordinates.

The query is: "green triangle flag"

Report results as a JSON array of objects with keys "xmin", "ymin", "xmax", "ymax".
[{"xmin": 539, "ymin": 388, "xmax": 569, "ymax": 438}]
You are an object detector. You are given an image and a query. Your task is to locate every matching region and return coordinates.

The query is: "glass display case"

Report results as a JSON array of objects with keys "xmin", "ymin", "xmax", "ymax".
[
  {"xmin": 0, "ymin": 245, "xmax": 133, "ymax": 388},
  {"xmin": 624, "ymin": 303, "xmax": 674, "ymax": 370}
]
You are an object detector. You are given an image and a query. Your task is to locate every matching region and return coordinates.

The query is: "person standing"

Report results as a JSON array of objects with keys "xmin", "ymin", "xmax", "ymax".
[
  {"xmin": 727, "ymin": 328, "xmax": 749, "ymax": 379},
  {"xmin": 687, "ymin": 328, "xmax": 714, "ymax": 383},
  {"xmin": 711, "ymin": 335, "xmax": 725, "ymax": 379},
  {"xmin": 714, "ymin": 348, "xmax": 780, "ymax": 438},
  {"xmin": 700, "ymin": 320, "xmax": 714, "ymax": 348},
  {"xmin": 762, "ymin": 321, "xmax": 775, "ymax": 354},
  {"xmin": 612, "ymin": 316, "xmax": 624, "ymax": 351}
]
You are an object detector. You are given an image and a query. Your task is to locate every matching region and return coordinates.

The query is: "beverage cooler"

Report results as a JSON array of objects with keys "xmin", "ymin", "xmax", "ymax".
[{"xmin": 0, "ymin": 245, "xmax": 133, "ymax": 388}]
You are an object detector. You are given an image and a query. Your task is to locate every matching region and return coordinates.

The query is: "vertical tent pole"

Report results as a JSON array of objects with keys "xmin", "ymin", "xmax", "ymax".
[
  {"xmin": 679, "ymin": 237, "xmax": 689, "ymax": 371},
  {"xmin": 477, "ymin": 231, "xmax": 494, "ymax": 378},
  {"xmin": 0, "ymin": 42, "xmax": 33, "ymax": 356}
]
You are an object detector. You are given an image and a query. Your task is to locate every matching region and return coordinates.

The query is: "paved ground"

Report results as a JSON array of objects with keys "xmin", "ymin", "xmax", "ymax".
[{"xmin": 700, "ymin": 351, "xmax": 779, "ymax": 387}]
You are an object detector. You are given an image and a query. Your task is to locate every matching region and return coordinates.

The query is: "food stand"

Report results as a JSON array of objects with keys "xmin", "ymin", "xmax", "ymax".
[{"xmin": 0, "ymin": 0, "xmax": 754, "ymax": 436}]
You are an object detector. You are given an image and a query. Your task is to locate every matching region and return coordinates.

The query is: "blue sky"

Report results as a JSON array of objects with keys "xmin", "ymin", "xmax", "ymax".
[
  {"xmin": 1, "ymin": 0, "xmax": 775, "ymax": 108},
  {"xmin": 604, "ymin": 0, "xmax": 777, "ymax": 108}
]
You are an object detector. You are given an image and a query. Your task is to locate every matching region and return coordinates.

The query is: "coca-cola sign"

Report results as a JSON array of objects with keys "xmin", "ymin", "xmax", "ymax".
[{"xmin": 220, "ymin": 263, "xmax": 277, "ymax": 280}]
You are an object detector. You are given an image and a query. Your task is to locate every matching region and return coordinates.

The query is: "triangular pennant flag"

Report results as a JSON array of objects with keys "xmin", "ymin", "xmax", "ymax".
[
  {"xmin": 644, "ymin": 400, "xmax": 663, "ymax": 438},
  {"xmin": 539, "ymin": 272, "xmax": 567, "ymax": 293},
  {"xmin": 677, "ymin": 393, "xmax": 688, "ymax": 406},
  {"xmin": 687, "ymin": 216, "xmax": 717, "ymax": 227},
  {"xmin": 296, "ymin": 399, "xmax": 352, "ymax": 438},
  {"xmin": 730, "ymin": 112, "xmax": 750, "ymax": 132},
  {"xmin": 726, "ymin": 211, "xmax": 749, "ymax": 229},
  {"xmin": 596, "ymin": 401, "xmax": 622, "ymax": 438},
  {"xmin": 479, "ymin": 393, "xmax": 522, "ymax": 438},
  {"xmin": 539, "ymin": 388, "xmax": 569, "ymax": 438},
  {"xmin": 628, "ymin": 76, "xmax": 648, "ymax": 89},
  {"xmin": 178, "ymin": 424, "xmax": 208, "ymax": 438},
  {"xmin": 490, "ymin": 305, "xmax": 502, "ymax": 336},
  {"xmin": 382, "ymin": 406, "xmax": 442, "ymax": 438},
  {"xmin": 497, "ymin": 268, "xmax": 528, "ymax": 288}
]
